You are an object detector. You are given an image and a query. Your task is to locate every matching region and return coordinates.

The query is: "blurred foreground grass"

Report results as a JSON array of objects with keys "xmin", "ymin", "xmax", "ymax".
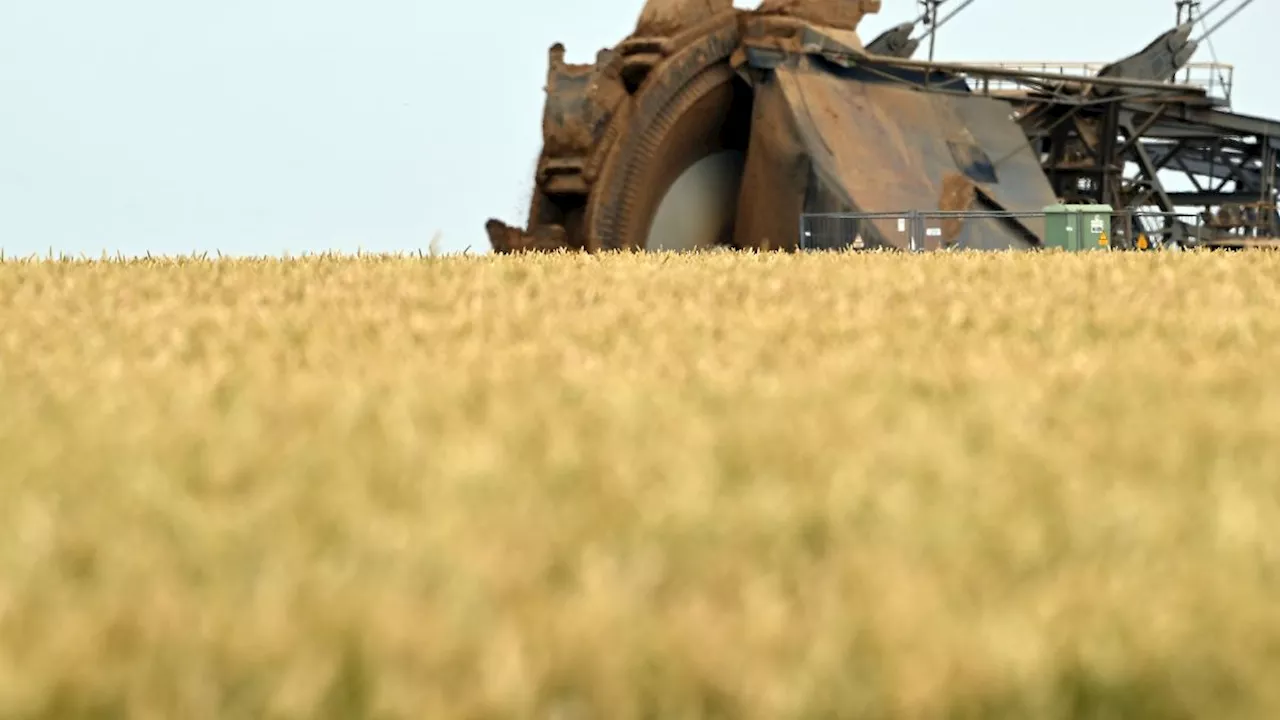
[{"xmin": 1, "ymin": 250, "xmax": 1279, "ymax": 719}]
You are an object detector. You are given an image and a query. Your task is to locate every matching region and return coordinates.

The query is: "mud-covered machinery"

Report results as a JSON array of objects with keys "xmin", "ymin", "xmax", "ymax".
[{"xmin": 487, "ymin": 0, "xmax": 1278, "ymax": 253}]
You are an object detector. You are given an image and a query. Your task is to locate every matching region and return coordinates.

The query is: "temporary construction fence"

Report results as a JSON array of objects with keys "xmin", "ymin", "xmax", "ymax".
[
  {"xmin": 800, "ymin": 208, "xmax": 1099, "ymax": 252},
  {"xmin": 799, "ymin": 207, "xmax": 1280, "ymax": 252}
]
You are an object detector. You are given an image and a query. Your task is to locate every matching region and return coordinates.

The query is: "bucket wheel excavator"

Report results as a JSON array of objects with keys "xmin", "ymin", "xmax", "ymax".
[
  {"xmin": 486, "ymin": 0, "xmax": 1055, "ymax": 253},
  {"xmin": 487, "ymin": 0, "xmax": 1279, "ymax": 253}
]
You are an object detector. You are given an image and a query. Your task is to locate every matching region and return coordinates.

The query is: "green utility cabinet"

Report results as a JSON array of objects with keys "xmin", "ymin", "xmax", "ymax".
[{"xmin": 1043, "ymin": 204, "xmax": 1114, "ymax": 251}]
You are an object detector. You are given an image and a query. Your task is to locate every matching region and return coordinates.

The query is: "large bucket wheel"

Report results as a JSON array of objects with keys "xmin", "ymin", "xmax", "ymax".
[{"xmin": 584, "ymin": 21, "xmax": 752, "ymax": 252}]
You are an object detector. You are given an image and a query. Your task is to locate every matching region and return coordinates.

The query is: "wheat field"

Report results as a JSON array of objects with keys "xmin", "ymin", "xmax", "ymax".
[{"xmin": 1, "ymin": 249, "xmax": 1279, "ymax": 719}]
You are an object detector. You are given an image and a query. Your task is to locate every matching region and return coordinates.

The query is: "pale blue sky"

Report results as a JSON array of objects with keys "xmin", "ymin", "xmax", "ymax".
[{"xmin": 1, "ymin": 0, "xmax": 1275, "ymax": 257}]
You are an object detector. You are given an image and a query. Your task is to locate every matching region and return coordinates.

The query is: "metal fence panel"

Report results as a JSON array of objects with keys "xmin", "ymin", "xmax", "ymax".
[
  {"xmin": 801, "ymin": 210, "xmax": 1053, "ymax": 251},
  {"xmin": 800, "ymin": 212, "xmax": 922, "ymax": 252},
  {"xmin": 915, "ymin": 210, "xmax": 1052, "ymax": 251},
  {"xmin": 800, "ymin": 207, "xmax": 1279, "ymax": 252}
]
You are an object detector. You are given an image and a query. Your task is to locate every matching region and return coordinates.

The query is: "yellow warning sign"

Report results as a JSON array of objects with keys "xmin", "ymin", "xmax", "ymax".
[
  {"xmin": 1098, "ymin": 231, "xmax": 1109, "ymax": 247},
  {"xmin": 1137, "ymin": 234, "xmax": 1150, "ymax": 250}
]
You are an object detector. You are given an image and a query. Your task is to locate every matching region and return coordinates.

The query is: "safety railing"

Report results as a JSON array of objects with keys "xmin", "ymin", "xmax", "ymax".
[{"xmin": 961, "ymin": 61, "xmax": 1235, "ymax": 107}]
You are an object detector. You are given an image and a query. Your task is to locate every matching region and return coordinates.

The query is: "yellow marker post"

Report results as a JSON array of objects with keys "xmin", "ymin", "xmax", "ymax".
[
  {"xmin": 1137, "ymin": 234, "xmax": 1150, "ymax": 250},
  {"xmin": 1099, "ymin": 231, "xmax": 1109, "ymax": 247}
]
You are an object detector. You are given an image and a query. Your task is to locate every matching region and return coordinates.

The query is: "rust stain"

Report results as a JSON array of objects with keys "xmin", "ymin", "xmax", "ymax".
[{"xmin": 939, "ymin": 173, "xmax": 977, "ymax": 248}]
